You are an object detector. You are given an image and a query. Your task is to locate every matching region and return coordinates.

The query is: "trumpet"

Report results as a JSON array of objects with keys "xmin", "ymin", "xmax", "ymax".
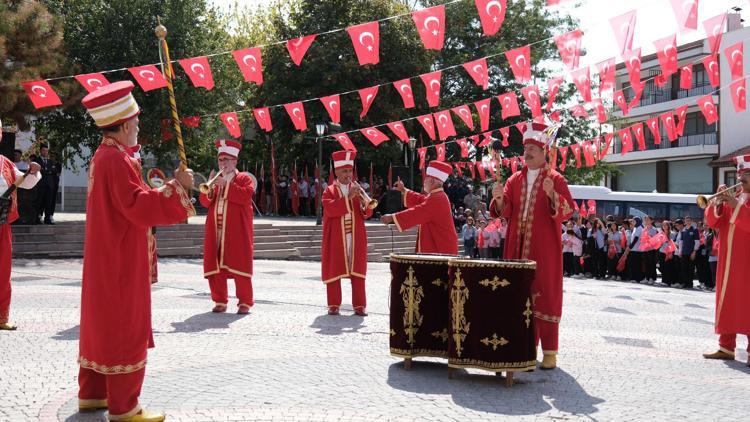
[
  {"xmin": 353, "ymin": 182, "xmax": 378, "ymax": 209},
  {"xmin": 696, "ymin": 182, "xmax": 742, "ymax": 208},
  {"xmin": 199, "ymin": 168, "xmax": 225, "ymax": 194}
]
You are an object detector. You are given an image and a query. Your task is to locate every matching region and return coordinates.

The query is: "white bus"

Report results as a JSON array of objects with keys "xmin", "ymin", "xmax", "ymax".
[{"xmin": 568, "ymin": 185, "xmax": 703, "ymax": 221}]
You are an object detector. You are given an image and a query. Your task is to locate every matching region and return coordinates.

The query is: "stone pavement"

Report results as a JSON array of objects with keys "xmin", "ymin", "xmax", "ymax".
[{"xmin": 1, "ymin": 258, "xmax": 749, "ymax": 422}]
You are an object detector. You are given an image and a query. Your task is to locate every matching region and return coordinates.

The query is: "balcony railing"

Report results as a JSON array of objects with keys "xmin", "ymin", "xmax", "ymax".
[
  {"xmin": 611, "ymin": 132, "xmax": 717, "ymax": 154},
  {"xmin": 628, "ymin": 83, "xmax": 714, "ymax": 108}
]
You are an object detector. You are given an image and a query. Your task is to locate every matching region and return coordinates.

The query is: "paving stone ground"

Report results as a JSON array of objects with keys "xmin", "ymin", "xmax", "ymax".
[{"xmin": 1, "ymin": 258, "xmax": 749, "ymax": 422}]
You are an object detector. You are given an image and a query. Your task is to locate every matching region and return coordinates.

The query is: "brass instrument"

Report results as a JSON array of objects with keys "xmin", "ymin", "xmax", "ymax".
[
  {"xmin": 199, "ymin": 168, "xmax": 225, "ymax": 194},
  {"xmin": 354, "ymin": 182, "xmax": 378, "ymax": 209},
  {"xmin": 696, "ymin": 182, "xmax": 742, "ymax": 209}
]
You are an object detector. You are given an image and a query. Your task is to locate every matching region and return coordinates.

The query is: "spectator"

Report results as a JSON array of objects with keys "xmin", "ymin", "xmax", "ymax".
[
  {"xmin": 678, "ymin": 216, "xmax": 700, "ymax": 289},
  {"xmin": 277, "ymin": 174, "xmax": 289, "ymax": 215},
  {"xmin": 498, "ymin": 217, "xmax": 508, "ymax": 255},
  {"xmin": 477, "ymin": 220, "xmax": 488, "ymax": 258},
  {"xmin": 657, "ymin": 220, "xmax": 677, "ymax": 287},
  {"xmin": 707, "ymin": 229, "xmax": 718, "ymax": 292},
  {"xmin": 12, "ymin": 150, "xmax": 37, "ymax": 225},
  {"xmin": 454, "ymin": 206, "xmax": 466, "ymax": 232},
  {"xmin": 299, "ymin": 176, "xmax": 309, "ymax": 216},
  {"xmin": 33, "ymin": 144, "xmax": 60, "ymax": 224},
  {"xmin": 474, "ymin": 202, "xmax": 489, "ymax": 222},
  {"xmin": 562, "ymin": 222, "xmax": 577, "ymax": 276},
  {"xmin": 627, "ymin": 217, "xmax": 645, "ymax": 283},
  {"xmin": 264, "ymin": 175, "xmax": 274, "ymax": 215},
  {"xmin": 463, "ymin": 185, "xmax": 480, "ymax": 213},
  {"xmin": 13, "ymin": 150, "xmax": 28, "ymax": 171},
  {"xmin": 606, "ymin": 222, "xmax": 623, "ymax": 280},
  {"xmin": 461, "ymin": 217, "xmax": 477, "ymax": 258},
  {"xmin": 642, "ymin": 216, "xmax": 658, "ymax": 285},
  {"xmin": 696, "ymin": 222, "xmax": 712, "ymax": 290},
  {"xmin": 590, "ymin": 218, "xmax": 607, "ymax": 279},
  {"xmin": 486, "ymin": 220, "xmax": 502, "ymax": 259}
]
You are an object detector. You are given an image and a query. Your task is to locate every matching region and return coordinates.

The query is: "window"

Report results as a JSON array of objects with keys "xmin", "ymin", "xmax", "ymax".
[
  {"xmin": 669, "ymin": 204, "xmax": 703, "ymax": 221},
  {"xmin": 725, "ymin": 171, "xmax": 737, "ymax": 187},
  {"xmin": 627, "ymin": 202, "xmax": 668, "ymax": 220},
  {"xmin": 597, "ymin": 201, "xmax": 625, "ymax": 219}
]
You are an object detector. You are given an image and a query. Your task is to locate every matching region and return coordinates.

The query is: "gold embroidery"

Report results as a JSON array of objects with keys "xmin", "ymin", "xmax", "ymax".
[
  {"xmin": 448, "ymin": 359, "xmax": 536, "ymax": 372},
  {"xmin": 390, "ymin": 348, "xmax": 448, "ymax": 359},
  {"xmin": 480, "ymin": 333, "xmax": 509, "ymax": 350},
  {"xmin": 533, "ymin": 311, "xmax": 561, "ymax": 323},
  {"xmin": 431, "ymin": 278, "xmax": 448, "ymax": 290},
  {"xmin": 390, "ymin": 329, "xmax": 396, "ymax": 337},
  {"xmin": 401, "ymin": 266, "xmax": 425, "ymax": 347},
  {"xmin": 169, "ymin": 180, "xmax": 196, "ymax": 217},
  {"xmin": 523, "ymin": 298, "xmax": 533, "ymax": 328},
  {"xmin": 431, "ymin": 328, "xmax": 449, "ymax": 343},
  {"xmin": 158, "ymin": 184, "xmax": 174, "ymax": 198},
  {"xmin": 479, "ymin": 276, "xmax": 510, "ymax": 290},
  {"xmin": 450, "ymin": 269, "xmax": 470, "ymax": 357},
  {"xmin": 78, "ymin": 356, "xmax": 146, "ymax": 375}
]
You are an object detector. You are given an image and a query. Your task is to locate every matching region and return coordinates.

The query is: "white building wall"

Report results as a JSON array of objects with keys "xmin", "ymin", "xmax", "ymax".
[{"xmin": 719, "ymin": 26, "xmax": 750, "ymax": 157}]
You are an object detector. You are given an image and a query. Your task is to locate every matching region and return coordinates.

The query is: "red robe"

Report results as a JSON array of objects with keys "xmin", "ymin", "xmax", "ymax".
[
  {"xmin": 199, "ymin": 170, "xmax": 255, "ymax": 278},
  {"xmin": 79, "ymin": 137, "xmax": 194, "ymax": 374},
  {"xmin": 490, "ymin": 164, "xmax": 574, "ymax": 324},
  {"xmin": 321, "ymin": 182, "xmax": 373, "ymax": 283},
  {"xmin": 705, "ymin": 194, "xmax": 750, "ymax": 335},
  {"xmin": 392, "ymin": 188, "xmax": 458, "ymax": 255}
]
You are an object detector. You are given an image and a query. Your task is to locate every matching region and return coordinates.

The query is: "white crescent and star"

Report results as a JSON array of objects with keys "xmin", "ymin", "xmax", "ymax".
[
  {"xmin": 31, "ymin": 85, "xmax": 47, "ymax": 97},
  {"xmin": 328, "ymin": 100, "xmax": 338, "ymax": 110},
  {"xmin": 515, "ymin": 55, "xmax": 527, "ymax": 68},
  {"xmin": 365, "ymin": 94, "xmax": 374, "ymax": 103},
  {"xmin": 292, "ymin": 107, "xmax": 302, "ymax": 119},
  {"xmin": 423, "ymin": 16, "xmax": 441, "ymax": 33},
  {"xmin": 438, "ymin": 114, "xmax": 448, "ymax": 126},
  {"xmin": 359, "ymin": 31, "xmax": 375, "ymax": 46},
  {"xmin": 139, "ymin": 70, "xmax": 155, "ymax": 81},
  {"xmin": 398, "ymin": 83, "xmax": 412, "ymax": 97},
  {"xmin": 190, "ymin": 63, "xmax": 206, "ymax": 79},
  {"xmin": 429, "ymin": 79, "xmax": 440, "ymax": 92},
  {"xmin": 681, "ymin": 0, "xmax": 696, "ymax": 14},
  {"xmin": 86, "ymin": 78, "xmax": 103, "ymax": 88},
  {"xmin": 226, "ymin": 117, "xmax": 236, "ymax": 126},
  {"xmin": 366, "ymin": 129, "xmax": 378, "ymax": 137},
  {"xmin": 503, "ymin": 97, "xmax": 512, "ymax": 108},
  {"xmin": 731, "ymin": 49, "xmax": 743, "ymax": 65},
  {"xmin": 485, "ymin": 0, "xmax": 503, "ymax": 16}
]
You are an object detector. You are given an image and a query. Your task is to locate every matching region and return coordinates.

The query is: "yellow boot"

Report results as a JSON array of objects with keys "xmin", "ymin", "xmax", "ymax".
[
  {"xmin": 109, "ymin": 409, "xmax": 165, "ymax": 422},
  {"xmin": 540, "ymin": 352, "xmax": 557, "ymax": 370},
  {"xmin": 0, "ymin": 322, "xmax": 17, "ymax": 330},
  {"xmin": 79, "ymin": 398, "xmax": 107, "ymax": 412}
]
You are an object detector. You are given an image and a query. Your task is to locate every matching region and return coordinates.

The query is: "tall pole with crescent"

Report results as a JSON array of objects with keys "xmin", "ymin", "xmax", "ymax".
[{"xmin": 155, "ymin": 18, "xmax": 188, "ymax": 170}]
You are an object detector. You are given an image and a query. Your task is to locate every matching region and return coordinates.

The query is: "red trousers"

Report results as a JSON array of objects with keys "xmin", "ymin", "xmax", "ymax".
[
  {"xmin": 0, "ymin": 225, "xmax": 11, "ymax": 324},
  {"xmin": 78, "ymin": 366, "xmax": 145, "ymax": 419},
  {"xmin": 326, "ymin": 277, "xmax": 366, "ymax": 310},
  {"xmin": 535, "ymin": 319, "xmax": 559, "ymax": 353},
  {"xmin": 719, "ymin": 333, "xmax": 750, "ymax": 354},
  {"xmin": 208, "ymin": 271, "xmax": 253, "ymax": 307}
]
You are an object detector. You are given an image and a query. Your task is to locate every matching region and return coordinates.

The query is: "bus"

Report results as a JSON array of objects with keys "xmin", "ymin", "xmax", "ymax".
[{"xmin": 568, "ymin": 185, "xmax": 704, "ymax": 222}]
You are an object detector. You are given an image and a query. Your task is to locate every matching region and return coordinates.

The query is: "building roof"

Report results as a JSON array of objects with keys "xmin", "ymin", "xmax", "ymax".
[
  {"xmin": 615, "ymin": 39, "xmax": 705, "ymax": 71},
  {"xmin": 710, "ymin": 145, "xmax": 750, "ymax": 168}
]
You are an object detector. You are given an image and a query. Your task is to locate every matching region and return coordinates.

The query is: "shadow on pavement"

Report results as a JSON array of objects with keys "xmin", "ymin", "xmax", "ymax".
[
  {"xmin": 309, "ymin": 313, "xmax": 365, "ymax": 335},
  {"xmin": 63, "ymin": 411, "xmax": 107, "ymax": 421},
  {"xmin": 52, "ymin": 325, "xmax": 80, "ymax": 341},
  {"xmin": 723, "ymin": 360, "xmax": 750, "ymax": 374},
  {"xmin": 386, "ymin": 361, "xmax": 604, "ymax": 417},
  {"xmin": 169, "ymin": 312, "xmax": 246, "ymax": 333}
]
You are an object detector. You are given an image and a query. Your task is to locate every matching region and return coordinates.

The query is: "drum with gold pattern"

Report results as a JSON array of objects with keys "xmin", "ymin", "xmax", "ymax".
[
  {"xmin": 389, "ymin": 254, "xmax": 455, "ymax": 359},
  {"xmin": 447, "ymin": 258, "xmax": 537, "ymax": 373}
]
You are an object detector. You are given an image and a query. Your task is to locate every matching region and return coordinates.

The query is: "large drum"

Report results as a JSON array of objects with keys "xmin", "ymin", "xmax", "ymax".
[
  {"xmin": 447, "ymin": 258, "xmax": 537, "ymax": 374},
  {"xmin": 389, "ymin": 254, "xmax": 456, "ymax": 360}
]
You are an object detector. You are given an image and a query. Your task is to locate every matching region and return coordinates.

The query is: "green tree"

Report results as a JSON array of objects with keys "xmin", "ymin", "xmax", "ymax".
[{"xmin": 0, "ymin": 0, "xmax": 69, "ymax": 129}]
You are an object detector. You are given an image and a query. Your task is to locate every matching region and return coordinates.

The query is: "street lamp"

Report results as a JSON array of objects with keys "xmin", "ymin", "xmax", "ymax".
[
  {"xmin": 315, "ymin": 123, "xmax": 327, "ymax": 225},
  {"xmin": 408, "ymin": 137, "xmax": 417, "ymax": 190}
]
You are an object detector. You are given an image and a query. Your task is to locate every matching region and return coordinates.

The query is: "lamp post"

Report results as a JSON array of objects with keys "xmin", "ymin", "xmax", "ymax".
[
  {"xmin": 408, "ymin": 137, "xmax": 417, "ymax": 190},
  {"xmin": 315, "ymin": 123, "xmax": 327, "ymax": 225}
]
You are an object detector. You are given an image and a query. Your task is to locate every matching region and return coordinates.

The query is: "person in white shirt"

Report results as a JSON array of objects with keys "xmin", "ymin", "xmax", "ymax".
[{"xmin": 299, "ymin": 177, "xmax": 309, "ymax": 216}]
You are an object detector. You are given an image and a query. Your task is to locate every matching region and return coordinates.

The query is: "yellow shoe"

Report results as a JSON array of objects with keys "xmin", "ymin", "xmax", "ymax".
[
  {"xmin": 0, "ymin": 322, "xmax": 17, "ymax": 330},
  {"xmin": 110, "ymin": 409, "xmax": 166, "ymax": 422},
  {"xmin": 702, "ymin": 350, "xmax": 735, "ymax": 360},
  {"xmin": 540, "ymin": 352, "xmax": 557, "ymax": 370},
  {"xmin": 79, "ymin": 398, "xmax": 107, "ymax": 412}
]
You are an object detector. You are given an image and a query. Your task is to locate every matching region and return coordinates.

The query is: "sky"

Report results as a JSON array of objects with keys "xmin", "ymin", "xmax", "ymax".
[{"xmin": 209, "ymin": 0, "xmax": 749, "ymax": 69}]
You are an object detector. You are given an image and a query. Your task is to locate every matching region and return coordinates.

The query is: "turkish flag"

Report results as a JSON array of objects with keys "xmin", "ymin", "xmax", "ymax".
[
  {"xmin": 546, "ymin": 76, "xmax": 564, "ymax": 111},
  {"xmin": 703, "ymin": 13, "xmax": 727, "ymax": 55},
  {"xmin": 393, "ymin": 79, "xmax": 415, "ymax": 109},
  {"xmin": 476, "ymin": 161, "xmax": 487, "ymax": 181},
  {"xmin": 590, "ymin": 98, "xmax": 608, "ymax": 124},
  {"xmin": 670, "ymin": 0, "xmax": 698, "ymax": 31},
  {"xmin": 597, "ymin": 57, "xmax": 616, "ymax": 94},
  {"xmin": 128, "ymin": 65, "xmax": 168, "ymax": 92},
  {"xmin": 610, "ymin": 10, "xmax": 637, "ymax": 56},
  {"xmin": 474, "ymin": 98, "xmax": 491, "ymax": 131},
  {"xmin": 320, "ymin": 94, "xmax": 341, "ymax": 124},
  {"xmin": 179, "ymin": 56, "xmax": 214, "ymax": 90},
  {"xmin": 435, "ymin": 143, "xmax": 447, "ymax": 161},
  {"xmin": 571, "ymin": 66, "xmax": 592, "ymax": 102},
  {"xmin": 697, "ymin": 94, "xmax": 719, "ymax": 124},
  {"xmin": 358, "ymin": 86, "xmax": 379, "ymax": 119},
  {"xmin": 182, "ymin": 116, "xmax": 201, "ymax": 128},
  {"xmin": 284, "ymin": 101, "xmax": 307, "ymax": 131},
  {"xmin": 361, "ymin": 127, "xmax": 389, "ymax": 147},
  {"xmin": 253, "ymin": 107, "xmax": 273, "ymax": 132},
  {"xmin": 680, "ymin": 65, "xmax": 693, "ymax": 89},
  {"xmin": 629, "ymin": 80, "xmax": 646, "ymax": 109},
  {"xmin": 675, "ymin": 105, "xmax": 689, "ymax": 136},
  {"xmin": 420, "ymin": 71, "xmax": 442, "ymax": 107},
  {"xmin": 613, "ymin": 90, "xmax": 630, "ymax": 116},
  {"xmin": 497, "ymin": 92, "xmax": 520, "ymax": 119},
  {"xmin": 730, "ymin": 79, "xmax": 747, "ymax": 112},
  {"xmin": 724, "ymin": 42, "xmax": 744, "ymax": 81},
  {"xmin": 412, "ymin": 5, "xmax": 445, "ymax": 50},
  {"xmin": 570, "ymin": 104, "xmax": 589, "ymax": 119},
  {"xmin": 74, "ymin": 73, "xmax": 110, "ymax": 93},
  {"xmin": 703, "ymin": 54, "xmax": 720, "ymax": 87},
  {"xmin": 434, "ymin": 110, "xmax": 457, "ymax": 140},
  {"xmin": 558, "ymin": 146, "xmax": 569, "ymax": 171},
  {"xmin": 451, "ymin": 105, "xmax": 474, "ymax": 130},
  {"xmin": 631, "ymin": 122, "xmax": 646, "ymax": 151},
  {"xmin": 286, "ymin": 34, "xmax": 316, "ymax": 66},
  {"xmin": 232, "ymin": 47, "xmax": 263, "ymax": 85},
  {"xmin": 582, "ymin": 140, "xmax": 595, "ymax": 167},
  {"xmin": 475, "ymin": 0, "xmax": 506, "ymax": 36},
  {"xmin": 514, "ymin": 122, "xmax": 527, "ymax": 136},
  {"xmin": 655, "ymin": 74, "xmax": 668, "ymax": 88},
  {"xmin": 661, "ymin": 111, "xmax": 678, "ymax": 141},
  {"xmin": 521, "ymin": 85, "xmax": 543, "ymax": 118},
  {"xmin": 347, "ymin": 21, "xmax": 380, "ymax": 65},
  {"xmin": 549, "ymin": 110, "xmax": 561, "ymax": 123},
  {"xmin": 220, "ymin": 112, "xmax": 242, "ymax": 138},
  {"xmin": 570, "ymin": 143, "xmax": 582, "ymax": 167},
  {"xmin": 417, "ymin": 147, "xmax": 427, "ymax": 169},
  {"xmin": 623, "ymin": 48, "xmax": 642, "ymax": 86},
  {"xmin": 463, "ymin": 58, "xmax": 489, "ymax": 90},
  {"xmin": 618, "ymin": 127, "xmax": 633, "ymax": 156},
  {"xmin": 588, "ymin": 199, "xmax": 597, "ymax": 215},
  {"xmin": 469, "ymin": 134, "xmax": 481, "ymax": 147},
  {"xmin": 555, "ymin": 29, "xmax": 583, "ymax": 70},
  {"xmin": 499, "ymin": 127, "xmax": 510, "ymax": 147},
  {"xmin": 333, "ymin": 133, "xmax": 357, "ymax": 151},
  {"xmin": 386, "ymin": 121, "xmax": 410, "ymax": 142},
  {"xmin": 417, "ymin": 114, "xmax": 437, "ymax": 140},
  {"xmin": 505, "ymin": 44, "xmax": 532, "ymax": 84},
  {"xmin": 646, "ymin": 117, "xmax": 662, "ymax": 145},
  {"xmin": 654, "ymin": 34, "xmax": 678, "ymax": 77},
  {"xmin": 457, "ymin": 138, "xmax": 469, "ymax": 158},
  {"xmin": 601, "ymin": 133, "xmax": 614, "ymax": 159}
]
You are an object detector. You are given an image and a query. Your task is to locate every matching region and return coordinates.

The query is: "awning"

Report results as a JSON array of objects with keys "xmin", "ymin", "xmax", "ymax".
[{"xmin": 710, "ymin": 145, "xmax": 750, "ymax": 168}]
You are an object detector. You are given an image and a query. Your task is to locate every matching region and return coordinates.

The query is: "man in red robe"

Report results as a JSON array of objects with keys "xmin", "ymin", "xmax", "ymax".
[
  {"xmin": 321, "ymin": 150, "xmax": 372, "ymax": 316},
  {"xmin": 199, "ymin": 140, "xmax": 255, "ymax": 314},
  {"xmin": 131, "ymin": 145, "xmax": 159, "ymax": 284},
  {"xmin": 78, "ymin": 81, "xmax": 195, "ymax": 422},
  {"xmin": 0, "ymin": 119, "xmax": 42, "ymax": 331},
  {"xmin": 703, "ymin": 154, "xmax": 750, "ymax": 366},
  {"xmin": 489, "ymin": 123, "xmax": 574, "ymax": 370},
  {"xmin": 380, "ymin": 161, "xmax": 458, "ymax": 255}
]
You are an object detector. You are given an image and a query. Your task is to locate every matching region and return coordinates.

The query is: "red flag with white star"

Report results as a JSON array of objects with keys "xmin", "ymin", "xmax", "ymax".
[
  {"xmin": 675, "ymin": 105, "xmax": 689, "ymax": 137},
  {"xmin": 680, "ymin": 65, "xmax": 693, "ymax": 89},
  {"xmin": 613, "ymin": 90, "xmax": 630, "ymax": 116},
  {"xmin": 597, "ymin": 57, "xmax": 616, "ymax": 94},
  {"xmin": 220, "ymin": 112, "xmax": 242, "ymax": 138},
  {"xmin": 434, "ymin": 110, "xmax": 457, "ymax": 140},
  {"xmin": 499, "ymin": 127, "xmax": 510, "ymax": 147},
  {"xmin": 623, "ymin": 48, "xmax": 642, "ymax": 86},
  {"xmin": 286, "ymin": 35, "xmax": 316, "ymax": 66},
  {"xmin": 631, "ymin": 122, "xmax": 646, "ymax": 150},
  {"xmin": 420, "ymin": 71, "xmax": 442, "ymax": 108},
  {"xmin": 570, "ymin": 143, "xmax": 582, "ymax": 167},
  {"xmin": 179, "ymin": 56, "xmax": 214, "ymax": 90},
  {"xmin": 451, "ymin": 105, "xmax": 474, "ymax": 130},
  {"xmin": 497, "ymin": 92, "xmax": 520, "ymax": 119},
  {"xmin": 74, "ymin": 73, "xmax": 110, "ymax": 93},
  {"xmin": 505, "ymin": 44, "xmax": 532, "ymax": 84},
  {"xmin": 521, "ymin": 85, "xmax": 542, "ymax": 118},
  {"xmin": 555, "ymin": 29, "xmax": 583, "ymax": 70},
  {"xmin": 347, "ymin": 21, "xmax": 380, "ymax": 65},
  {"xmin": 333, "ymin": 133, "xmax": 356, "ymax": 151},
  {"xmin": 435, "ymin": 143, "xmax": 446, "ymax": 161},
  {"xmin": 232, "ymin": 47, "xmax": 263, "ymax": 85},
  {"xmin": 358, "ymin": 86, "xmax": 378, "ymax": 119},
  {"xmin": 697, "ymin": 94, "xmax": 718, "ymax": 124},
  {"xmin": 417, "ymin": 114, "xmax": 437, "ymax": 141},
  {"xmin": 417, "ymin": 147, "xmax": 427, "ymax": 169},
  {"xmin": 514, "ymin": 122, "xmax": 527, "ymax": 136},
  {"xmin": 320, "ymin": 94, "xmax": 341, "ymax": 124},
  {"xmin": 253, "ymin": 107, "xmax": 273, "ymax": 132},
  {"xmin": 22, "ymin": 79, "xmax": 61, "ymax": 109},
  {"xmin": 463, "ymin": 58, "xmax": 489, "ymax": 90},
  {"xmin": 618, "ymin": 128, "xmax": 633, "ymax": 156},
  {"xmin": 412, "ymin": 5, "xmax": 445, "ymax": 50},
  {"xmin": 474, "ymin": 98, "xmax": 491, "ymax": 131},
  {"xmin": 558, "ymin": 146, "xmax": 569, "ymax": 171},
  {"xmin": 670, "ymin": 0, "xmax": 698, "ymax": 31},
  {"xmin": 724, "ymin": 42, "xmax": 744, "ymax": 81},
  {"xmin": 571, "ymin": 67, "xmax": 592, "ymax": 102},
  {"xmin": 661, "ymin": 111, "xmax": 678, "ymax": 141},
  {"xmin": 393, "ymin": 79, "xmax": 415, "ymax": 109},
  {"xmin": 646, "ymin": 117, "xmax": 661, "ymax": 145},
  {"xmin": 386, "ymin": 121, "xmax": 410, "ymax": 142},
  {"xmin": 546, "ymin": 76, "xmax": 564, "ymax": 112},
  {"xmin": 457, "ymin": 138, "xmax": 469, "ymax": 158},
  {"xmin": 361, "ymin": 127, "xmax": 389, "ymax": 146},
  {"xmin": 590, "ymin": 98, "xmax": 608, "ymax": 124},
  {"xmin": 730, "ymin": 79, "xmax": 747, "ymax": 112},
  {"xmin": 654, "ymin": 34, "xmax": 678, "ymax": 77},
  {"xmin": 703, "ymin": 13, "xmax": 727, "ymax": 55},
  {"xmin": 284, "ymin": 102, "xmax": 307, "ymax": 131},
  {"xmin": 475, "ymin": 0, "xmax": 506, "ymax": 37},
  {"xmin": 703, "ymin": 55, "xmax": 720, "ymax": 87},
  {"xmin": 610, "ymin": 10, "xmax": 637, "ymax": 56},
  {"xmin": 128, "ymin": 65, "xmax": 168, "ymax": 92},
  {"xmin": 569, "ymin": 104, "xmax": 589, "ymax": 119}
]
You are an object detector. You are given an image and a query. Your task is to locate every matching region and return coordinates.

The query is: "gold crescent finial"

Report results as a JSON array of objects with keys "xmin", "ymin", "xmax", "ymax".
[{"xmin": 155, "ymin": 16, "xmax": 167, "ymax": 39}]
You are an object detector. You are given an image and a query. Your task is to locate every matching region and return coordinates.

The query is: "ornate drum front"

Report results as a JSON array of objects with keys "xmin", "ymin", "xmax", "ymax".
[
  {"xmin": 447, "ymin": 259, "xmax": 537, "ymax": 373},
  {"xmin": 389, "ymin": 254, "xmax": 455, "ymax": 359}
]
